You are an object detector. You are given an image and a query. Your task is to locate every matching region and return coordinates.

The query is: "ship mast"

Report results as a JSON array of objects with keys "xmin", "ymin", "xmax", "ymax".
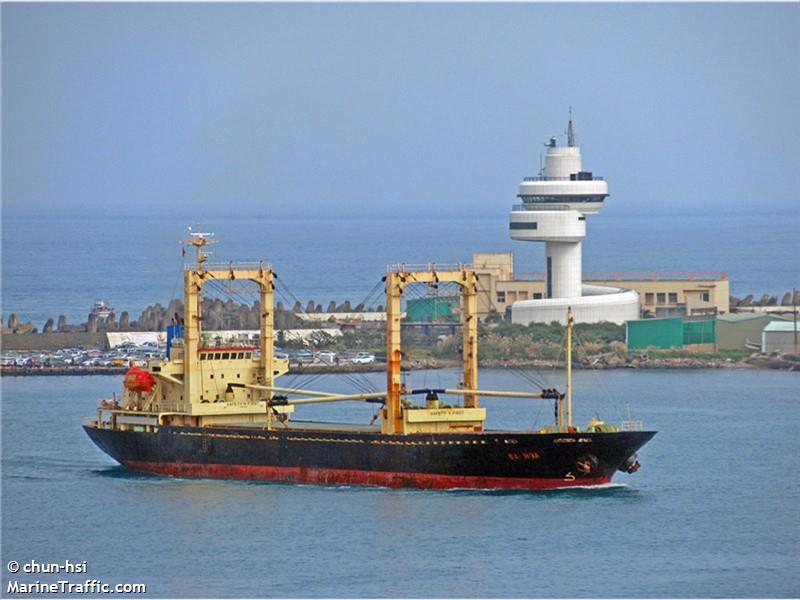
[
  {"xmin": 184, "ymin": 227, "xmax": 216, "ymax": 271},
  {"xmin": 566, "ymin": 306, "xmax": 574, "ymax": 430},
  {"xmin": 182, "ymin": 230, "xmax": 216, "ymax": 406}
]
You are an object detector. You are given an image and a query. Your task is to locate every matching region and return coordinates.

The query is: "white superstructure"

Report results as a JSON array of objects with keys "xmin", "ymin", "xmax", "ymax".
[{"xmin": 509, "ymin": 115, "xmax": 639, "ymax": 325}]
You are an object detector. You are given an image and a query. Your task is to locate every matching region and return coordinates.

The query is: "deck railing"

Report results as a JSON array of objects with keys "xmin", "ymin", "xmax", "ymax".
[
  {"xmin": 184, "ymin": 261, "xmax": 272, "ymax": 271},
  {"xmin": 386, "ymin": 263, "xmax": 471, "ymax": 273},
  {"xmin": 522, "ymin": 176, "xmax": 605, "ymax": 182},
  {"xmin": 511, "ymin": 204, "xmax": 576, "ymax": 211},
  {"xmin": 620, "ymin": 420, "xmax": 644, "ymax": 431},
  {"xmin": 583, "ymin": 271, "xmax": 728, "ymax": 281}
]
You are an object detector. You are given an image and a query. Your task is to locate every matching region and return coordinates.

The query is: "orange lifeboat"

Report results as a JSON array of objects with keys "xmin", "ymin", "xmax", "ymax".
[{"xmin": 124, "ymin": 367, "xmax": 155, "ymax": 393}]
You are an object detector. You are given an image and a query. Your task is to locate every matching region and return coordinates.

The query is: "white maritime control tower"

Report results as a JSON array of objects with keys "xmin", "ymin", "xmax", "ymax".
[{"xmin": 509, "ymin": 117, "xmax": 639, "ymax": 325}]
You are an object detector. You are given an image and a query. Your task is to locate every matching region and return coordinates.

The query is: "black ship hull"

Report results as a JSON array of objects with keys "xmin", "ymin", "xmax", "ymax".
[{"xmin": 84, "ymin": 424, "xmax": 655, "ymax": 490}]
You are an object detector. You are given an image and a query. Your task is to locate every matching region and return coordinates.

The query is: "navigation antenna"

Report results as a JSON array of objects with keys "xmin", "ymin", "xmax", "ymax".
[
  {"xmin": 567, "ymin": 106, "xmax": 576, "ymax": 147},
  {"xmin": 183, "ymin": 226, "xmax": 217, "ymax": 271}
]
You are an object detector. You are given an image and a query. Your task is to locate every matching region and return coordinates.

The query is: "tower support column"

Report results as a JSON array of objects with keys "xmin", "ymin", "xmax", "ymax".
[{"xmin": 546, "ymin": 241, "xmax": 582, "ymax": 299}]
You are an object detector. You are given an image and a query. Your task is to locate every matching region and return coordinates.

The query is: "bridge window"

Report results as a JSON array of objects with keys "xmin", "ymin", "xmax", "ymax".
[
  {"xmin": 509, "ymin": 222, "xmax": 537, "ymax": 230},
  {"xmin": 496, "ymin": 291, "xmax": 506, "ymax": 303},
  {"xmin": 222, "ymin": 352, "xmax": 230, "ymax": 360}
]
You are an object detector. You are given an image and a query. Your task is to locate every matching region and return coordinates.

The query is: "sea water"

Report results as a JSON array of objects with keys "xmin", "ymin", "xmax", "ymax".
[
  {"xmin": 2, "ymin": 368, "xmax": 798, "ymax": 597},
  {"xmin": 2, "ymin": 212, "xmax": 798, "ymax": 327}
]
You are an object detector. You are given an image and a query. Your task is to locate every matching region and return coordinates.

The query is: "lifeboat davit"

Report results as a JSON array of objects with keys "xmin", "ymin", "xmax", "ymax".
[{"xmin": 124, "ymin": 367, "xmax": 155, "ymax": 393}]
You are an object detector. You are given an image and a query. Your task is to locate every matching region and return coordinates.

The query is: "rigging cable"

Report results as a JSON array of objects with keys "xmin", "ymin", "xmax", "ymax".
[{"xmin": 574, "ymin": 330, "xmax": 625, "ymax": 422}]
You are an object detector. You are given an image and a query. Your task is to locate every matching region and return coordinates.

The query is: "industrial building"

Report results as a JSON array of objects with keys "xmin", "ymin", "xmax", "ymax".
[
  {"xmin": 716, "ymin": 313, "xmax": 791, "ymax": 351},
  {"xmin": 472, "ymin": 252, "xmax": 730, "ymax": 323},
  {"xmin": 626, "ymin": 315, "xmax": 798, "ymax": 354},
  {"xmin": 761, "ymin": 321, "xmax": 799, "ymax": 355},
  {"xmin": 625, "ymin": 317, "xmax": 716, "ymax": 352}
]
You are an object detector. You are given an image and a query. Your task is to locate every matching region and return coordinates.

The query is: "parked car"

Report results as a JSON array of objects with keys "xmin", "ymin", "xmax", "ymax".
[
  {"xmin": 351, "ymin": 352, "xmax": 375, "ymax": 364},
  {"xmin": 315, "ymin": 350, "xmax": 337, "ymax": 363}
]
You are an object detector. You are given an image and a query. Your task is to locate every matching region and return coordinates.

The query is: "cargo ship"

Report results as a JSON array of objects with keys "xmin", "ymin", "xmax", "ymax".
[{"xmin": 84, "ymin": 232, "xmax": 655, "ymax": 490}]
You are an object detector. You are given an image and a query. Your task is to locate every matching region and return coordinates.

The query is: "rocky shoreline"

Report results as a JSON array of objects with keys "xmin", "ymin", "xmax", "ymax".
[
  {"xmin": 4, "ymin": 352, "xmax": 797, "ymax": 377},
  {"xmin": 410, "ymin": 353, "xmax": 799, "ymax": 372}
]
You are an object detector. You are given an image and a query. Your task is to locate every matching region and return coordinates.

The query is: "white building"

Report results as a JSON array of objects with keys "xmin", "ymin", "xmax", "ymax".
[{"xmin": 509, "ymin": 116, "xmax": 639, "ymax": 325}]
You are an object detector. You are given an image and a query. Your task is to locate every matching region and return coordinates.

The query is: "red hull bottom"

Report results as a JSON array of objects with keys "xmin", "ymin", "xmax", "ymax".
[{"xmin": 123, "ymin": 460, "xmax": 612, "ymax": 490}]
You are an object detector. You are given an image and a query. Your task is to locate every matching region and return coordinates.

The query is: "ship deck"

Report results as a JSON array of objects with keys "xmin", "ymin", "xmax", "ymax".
[{"xmin": 203, "ymin": 421, "xmax": 641, "ymax": 436}]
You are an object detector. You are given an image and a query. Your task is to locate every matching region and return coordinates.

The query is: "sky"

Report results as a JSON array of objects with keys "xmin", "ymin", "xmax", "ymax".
[{"xmin": 2, "ymin": 3, "xmax": 799, "ymax": 219}]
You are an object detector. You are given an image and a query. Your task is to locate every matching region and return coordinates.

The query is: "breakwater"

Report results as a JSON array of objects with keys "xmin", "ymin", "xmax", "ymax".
[
  {"xmin": 4, "ymin": 289, "xmax": 799, "ymax": 335},
  {"xmin": 1, "ymin": 332, "xmax": 109, "ymax": 352},
  {"xmin": 730, "ymin": 290, "xmax": 800, "ymax": 309},
  {"xmin": 2, "ymin": 296, "xmax": 382, "ymax": 335}
]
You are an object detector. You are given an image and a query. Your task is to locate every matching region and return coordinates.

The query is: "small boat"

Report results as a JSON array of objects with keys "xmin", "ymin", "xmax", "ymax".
[{"xmin": 90, "ymin": 300, "xmax": 115, "ymax": 322}]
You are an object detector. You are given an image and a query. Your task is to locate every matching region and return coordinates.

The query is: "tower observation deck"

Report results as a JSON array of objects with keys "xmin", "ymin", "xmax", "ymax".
[{"xmin": 509, "ymin": 115, "xmax": 639, "ymax": 325}]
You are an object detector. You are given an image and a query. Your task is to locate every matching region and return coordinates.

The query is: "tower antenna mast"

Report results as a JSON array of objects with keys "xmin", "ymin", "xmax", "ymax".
[{"xmin": 567, "ymin": 106, "xmax": 576, "ymax": 147}]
